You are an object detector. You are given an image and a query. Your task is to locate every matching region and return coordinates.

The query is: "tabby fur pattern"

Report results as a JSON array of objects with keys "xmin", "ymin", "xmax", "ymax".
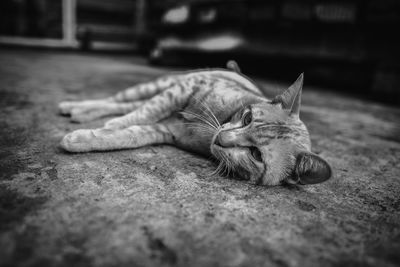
[{"xmin": 59, "ymin": 61, "xmax": 332, "ymax": 186}]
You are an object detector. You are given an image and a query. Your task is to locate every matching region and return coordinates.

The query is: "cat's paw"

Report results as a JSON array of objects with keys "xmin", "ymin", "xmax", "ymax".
[
  {"xmin": 70, "ymin": 108, "xmax": 98, "ymax": 123},
  {"xmin": 59, "ymin": 99, "xmax": 112, "ymax": 116},
  {"xmin": 60, "ymin": 129, "xmax": 96, "ymax": 152},
  {"xmin": 60, "ymin": 129, "xmax": 116, "ymax": 152},
  {"xmin": 58, "ymin": 101, "xmax": 75, "ymax": 115}
]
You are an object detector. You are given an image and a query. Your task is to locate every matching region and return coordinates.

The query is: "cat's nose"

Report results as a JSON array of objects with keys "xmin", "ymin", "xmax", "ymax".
[
  {"xmin": 215, "ymin": 130, "xmax": 245, "ymax": 148},
  {"xmin": 215, "ymin": 132, "xmax": 237, "ymax": 147},
  {"xmin": 215, "ymin": 134, "xmax": 229, "ymax": 147}
]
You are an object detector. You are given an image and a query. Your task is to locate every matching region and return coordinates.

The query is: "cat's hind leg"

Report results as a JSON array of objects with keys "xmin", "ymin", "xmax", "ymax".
[
  {"xmin": 70, "ymin": 100, "xmax": 146, "ymax": 123},
  {"xmin": 59, "ymin": 76, "xmax": 178, "ymax": 116},
  {"xmin": 112, "ymin": 76, "xmax": 178, "ymax": 102},
  {"xmin": 104, "ymin": 82, "xmax": 194, "ymax": 130},
  {"xmin": 60, "ymin": 123, "xmax": 175, "ymax": 152}
]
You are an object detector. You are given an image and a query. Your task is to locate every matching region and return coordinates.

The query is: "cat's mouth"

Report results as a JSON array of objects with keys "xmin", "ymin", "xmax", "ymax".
[
  {"xmin": 213, "ymin": 136, "xmax": 226, "ymax": 148},
  {"xmin": 210, "ymin": 129, "xmax": 224, "ymax": 156}
]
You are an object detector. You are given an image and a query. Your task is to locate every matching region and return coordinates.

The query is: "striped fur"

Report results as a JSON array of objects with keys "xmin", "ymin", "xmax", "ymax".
[{"xmin": 59, "ymin": 62, "xmax": 331, "ymax": 186}]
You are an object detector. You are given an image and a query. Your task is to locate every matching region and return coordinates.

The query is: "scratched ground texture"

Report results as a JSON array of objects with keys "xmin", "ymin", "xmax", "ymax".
[{"xmin": 0, "ymin": 48, "xmax": 399, "ymax": 267}]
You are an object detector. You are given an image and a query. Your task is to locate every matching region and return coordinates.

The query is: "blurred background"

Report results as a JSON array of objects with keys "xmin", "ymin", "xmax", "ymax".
[
  {"xmin": 1, "ymin": 3, "xmax": 400, "ymax": 266},
  {"xmin": 0, "ymin": 0, "xmax": 399, "ymax": 104}
]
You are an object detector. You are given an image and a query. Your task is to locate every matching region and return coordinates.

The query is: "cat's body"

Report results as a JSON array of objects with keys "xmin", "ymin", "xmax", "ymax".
[{"xmin": 60, "ymin": 61, "xmax": 331, "ymax": 186}]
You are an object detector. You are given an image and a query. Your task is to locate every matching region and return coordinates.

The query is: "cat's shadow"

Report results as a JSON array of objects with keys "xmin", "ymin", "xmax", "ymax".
[{"xmin": 281, "ymin": 183, "xmax": 303, "ymax": 191}]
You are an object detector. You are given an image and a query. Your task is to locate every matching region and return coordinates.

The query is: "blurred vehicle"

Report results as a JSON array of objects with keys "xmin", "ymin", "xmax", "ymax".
[{"xmin": 147, "ymin": 0, "xmax": 400, "ymax": 102}]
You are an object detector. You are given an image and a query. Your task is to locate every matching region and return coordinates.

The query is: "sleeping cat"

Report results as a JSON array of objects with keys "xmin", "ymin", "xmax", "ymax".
[{"xmin": 59, "ymin": 61, "xmax": 332, "ymax": 186}]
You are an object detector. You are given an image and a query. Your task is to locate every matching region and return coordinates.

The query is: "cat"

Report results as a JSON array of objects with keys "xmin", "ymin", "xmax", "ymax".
[{"xmin": 59, "ymin": 61, "xmax": 332, "ymax": 186}]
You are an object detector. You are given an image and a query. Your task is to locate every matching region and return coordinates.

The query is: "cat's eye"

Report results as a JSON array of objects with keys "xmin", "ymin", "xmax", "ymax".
[
  {"xmin": 242, "ymin": 112, "xmax": 252, "ymax": 126},
  {"xmin": 250, "ymin": 147, "xmax": 262, "ymax": 162}
]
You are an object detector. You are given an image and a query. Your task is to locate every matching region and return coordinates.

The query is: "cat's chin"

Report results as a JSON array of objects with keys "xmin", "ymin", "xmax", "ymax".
[
  {"xmin": 210, "ymin": 131, "xmax": 220, "ymax": 156},
  {"xmin": 210, "ymin": 143, "xmax": 222, "ymax": 159}
]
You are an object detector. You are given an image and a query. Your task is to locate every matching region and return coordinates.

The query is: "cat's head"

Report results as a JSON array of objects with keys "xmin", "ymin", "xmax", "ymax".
[{"xmin": 211, "ymin": 74, "xmax": 332, "ymax": 186}]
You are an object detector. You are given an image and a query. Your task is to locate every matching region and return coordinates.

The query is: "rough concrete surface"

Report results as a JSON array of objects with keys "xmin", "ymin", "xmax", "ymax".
[{"xmin": 0, "ymin": 48, "xmax": 399, "ymax": 267}]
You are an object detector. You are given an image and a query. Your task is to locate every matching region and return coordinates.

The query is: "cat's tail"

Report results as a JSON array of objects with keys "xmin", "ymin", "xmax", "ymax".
[{"xmin": 226, "ymin": 60, "xmax": 241, "ymax": 73}]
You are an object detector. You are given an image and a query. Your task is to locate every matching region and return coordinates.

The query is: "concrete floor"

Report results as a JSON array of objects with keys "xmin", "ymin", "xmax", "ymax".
[{"xmin": 0, "ymin": 48, "xmax": 399, "ymax": 267}]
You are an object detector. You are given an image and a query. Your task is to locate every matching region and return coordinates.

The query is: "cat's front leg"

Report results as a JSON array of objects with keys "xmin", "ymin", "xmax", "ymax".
[{"xmin": 60, "ymin": 123, "xmax": 176, "ymax": 152}]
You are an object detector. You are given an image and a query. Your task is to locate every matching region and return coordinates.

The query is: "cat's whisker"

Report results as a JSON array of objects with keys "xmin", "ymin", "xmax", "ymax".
[
  {"xmin": 192, "ymin": 96, "xmax": 220, "ymax": 128},
  {"xmin": 220, "ymin": 163, "xmax": 228, "ymax": 177},
  {"xmin": 158, "ymin": 121, "xmax": 217, "ymax": 136},
  {"xmin": 192, "ymin": 106, "xmax": 218, "ymax": 129},
  {"xmin": 225, "ymin": 162, "xmax": 232, "ymax": 177},
  {"xmin": 198, "ymin": 100, "xmax": 221, "ymax": 128},
  {"xmin": 179, "ymin": 110, "xmax": 217, "ymax": 130},
  {"xmin": 210, "ymin": 161, "xmax": 224, "ymax": 177},
  {"xmin": 171, "ymin": 122, "xmax": 211, "ymax": 128},
  {"xmin": 186, "ymin": 124, "xmax": 216, "ymax": 136},
  {"xmin": 186, "ymin": 123, "xmax": 213, "ymax": 131},
  {"xmin": 206, "ymin": 107, "xmax": 221, "ymax": 128},
  {"xmin": 222, "ymin": 164, "xmax": 229, "ymax": 177},
  {"xmin": 209, "ymin": 150, "xmax": 227, "ymax": 177},
  {"xmin": 216, "ymin": 153, "xmax": 232, "ymax": 178},
  {"xmin": 202, "ymin": 106, "xmax": 220, "ymax": 128},
  {"xmin": 224, "ymin": 154, "xmax": 236, "ymax": 178},
  {"xmin": 210, "ymin": 166, "xmax": 219, "ymax": 176},
  {"xmin": 185, "ymin": 122, "xmax": 214, "ymax": 129},
  {"xmin": 224, "ymin": 165, "xmax": 231, "ymax": 178}
]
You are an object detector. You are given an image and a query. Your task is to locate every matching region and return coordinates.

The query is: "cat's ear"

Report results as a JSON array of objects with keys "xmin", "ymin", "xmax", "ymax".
[
  {"xmin": 226, "ymin": 60, "xmax": 241, "ymax": 73},
  {"xmin": 272, "ymin": 73, "xmax": 303, "ymax": 117},
  {"xmin": 292, "ymin": 151, "xmax": 332, "ymax": 185}
]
